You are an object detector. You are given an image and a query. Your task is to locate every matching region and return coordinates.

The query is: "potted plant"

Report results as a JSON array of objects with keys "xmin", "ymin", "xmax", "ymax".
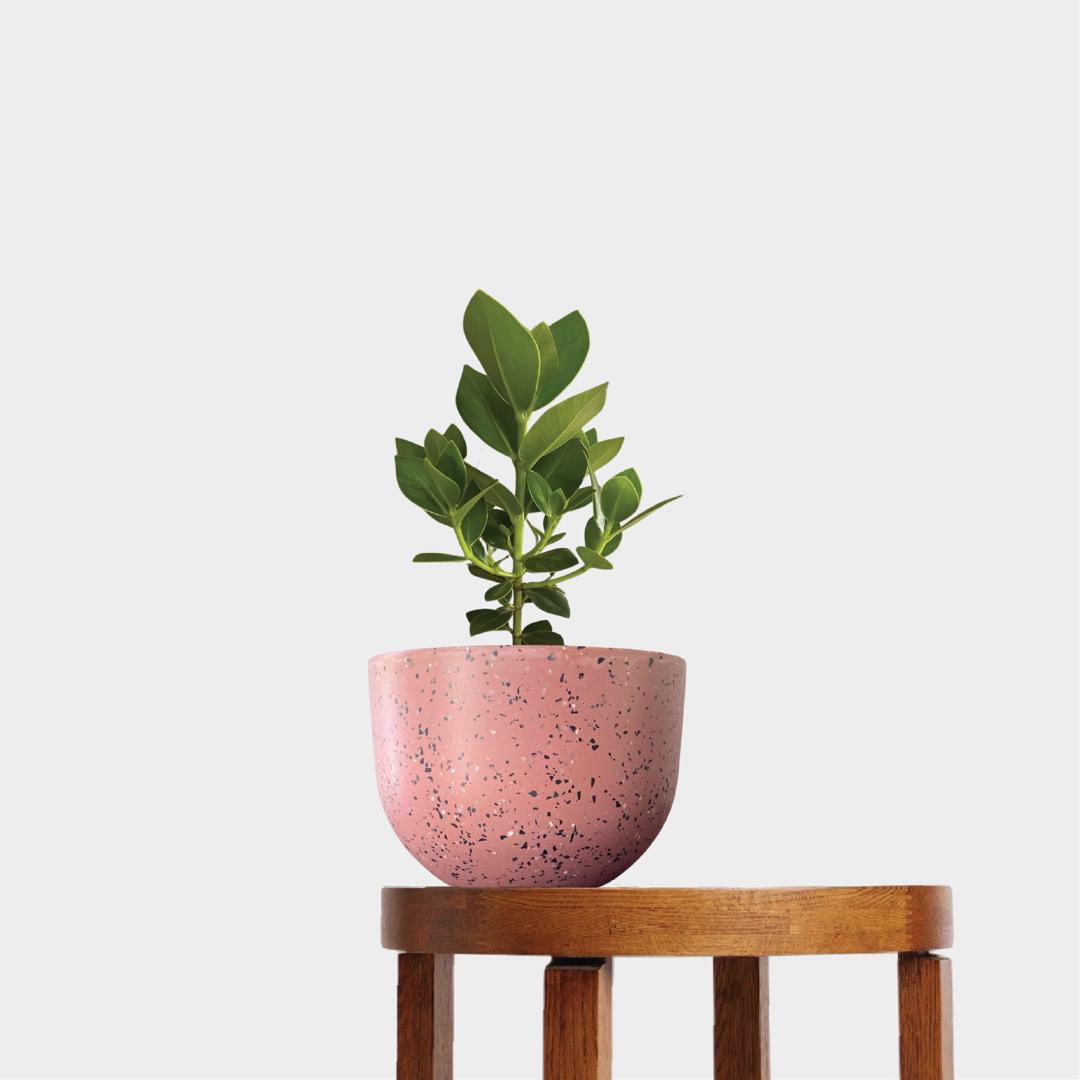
[{"xmin": 370, "ymin": 290, "xmax": 685, "ymax": 886}]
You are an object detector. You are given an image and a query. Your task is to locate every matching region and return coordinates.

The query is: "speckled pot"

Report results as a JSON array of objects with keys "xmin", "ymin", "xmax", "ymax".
[{"xmin": 369, "ymin": 645, "xmax": 685, "ymax": 887}]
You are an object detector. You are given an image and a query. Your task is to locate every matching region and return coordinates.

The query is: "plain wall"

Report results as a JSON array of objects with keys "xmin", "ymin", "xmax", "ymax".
[{"xmin": 0, "ymin": 2, "xmax": 1076, "ymax": 1077}]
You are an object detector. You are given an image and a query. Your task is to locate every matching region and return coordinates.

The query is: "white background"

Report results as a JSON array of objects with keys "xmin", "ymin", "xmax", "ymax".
[{"xmin": 0, "ymin": 2, "xmax": 1076, "ymax": 1078}]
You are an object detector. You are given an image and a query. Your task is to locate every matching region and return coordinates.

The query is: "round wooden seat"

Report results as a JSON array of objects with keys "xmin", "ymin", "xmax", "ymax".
[{"xmin": 381, "ymin": 884, "xmax": 952, "ymax": 957}]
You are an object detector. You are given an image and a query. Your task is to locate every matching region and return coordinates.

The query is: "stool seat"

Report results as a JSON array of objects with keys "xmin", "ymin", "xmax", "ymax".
[
  {"xmin": 382, "ymin": 884, "xmax": 951, "ymax": 957},
  {"xmin": 381, "ymin": 885, "xmax": 954, "ymax": 1079}
]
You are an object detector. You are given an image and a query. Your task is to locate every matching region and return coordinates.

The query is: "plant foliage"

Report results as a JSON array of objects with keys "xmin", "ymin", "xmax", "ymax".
[{"xmin": 393, "ymin": 289, "xmax": 681, "ymax": 645}]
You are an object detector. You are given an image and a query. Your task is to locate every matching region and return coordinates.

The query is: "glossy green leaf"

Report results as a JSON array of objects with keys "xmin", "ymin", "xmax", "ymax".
[
  {"xmin": 524, "ymin": 547, "xmax": 578, "ymax": 572},
  {"xmin": 395, "ymin": 437, "xmax": 426, "ymax": 458},
  {"xmin": 564, "ymin": 486, "xmax": 595, "ymax": 512},
  {"xmin": 547, "ymin": 489, "xmax": 566, "ymax": 518},
  {"xmin": 456, "ymin": 482, "xmax": 496, "ymax": 521},
  {"xmin": 466, "ymin": 607, "xmax": 512, "ymax": 635},
  {"xmin": 395, "ymin": 455, "xmax": 446, "ymax": 514},
  {"xmin": 423, "ymin": 458, "xmax": 461, "ymax": 509},
  {"xmin": 412, "ymin": 552, "xmax": 467, "ymax": 562},
  {"xmin": 460, "ymin": 496, "xmax": 488, "ymax": 545},
  {"xmin": 462, "ymin": 290, "xmax": 540, "ymax": 412},
  {"xmin": 455, "ymin": 366, "xmax": 519, "ymax": 457},
  {"xmin": 534, "ymin": 310, "xmax": 589, "ymax": 408},
  {"xmin": 443, "ymin": 423, "xmax": 467, "ymax": 458},
  {"xmin": 526, "ymin": 471, "xmax": 555, "ymax": 517},
  {"xmin": 527, "ymin": 586, "xmax": 570, "ymax": 618},
  {"xmin": 522, "ymin": 620, "xmax": 553, "ymax": 634},
  {"xmin": 587, "ymin": 437, "xmax": 623, "ymax": 470},
  {"xmin": 484, "ymin": 580, "xmax": 512, "ymax": 602},
  {"xmin": 576, "ymin": 546, "xmax": 613, "ymax": 570},
  {"xmin": 466, "ymin": 464, "xmax": 523, "ymax": 518},
  {"xmin": 520, "ymin": 383, "xmax": 608, "ymax": 467},
  {"xmin": 424, "ymin": 429, "xmax": 467, "ymax": 493},
  {"xmin": 599, "ymin": 474, "xmax": 640, "ymax": 522},
  {"xmin": 468, "ymin": 564, "xmax": 505, "ymax": 583},
  {"xmin": 585, "ymin": 515, "xmax": 622, "ymax": 555},
  {"xmin": 613, "ymin": 495, "xmax": 683, "ymax": 533},
  {"xmin": 534, "ymin": 439, "xmax": 588, "ymax": 499},
  {"xmin": 522, "ymin": 630, "xmax": 565, "ymax": 645},
  {"xmin": 482, "ymin": 512, "xmax": 512, "ymax": 550},
  {"xmin": 614, "ymin": 467, "xmax": 642, "ymax": 497},
  {"xmin": 530, "ymin": 322, "xmax": 559, "ymax": 398},
  {"xmin": 582, "ymin": 428, "xmax": 598, "ymax": 446}
]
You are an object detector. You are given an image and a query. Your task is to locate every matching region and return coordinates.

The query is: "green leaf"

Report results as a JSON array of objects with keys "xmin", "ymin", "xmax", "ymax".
[
  {"xmin": 484, "ymin": 580, "xmax": 513, "ymax": 602},
  {"xmin": 547, "ymin": 489, "xmax": 566, "ymax": 517},
  {"xmin": 585, "ymin": 515, "xmax": 622, "ymax": 554},
  {"xmin": 462, "ymin": 290, "xmax": 540, "ymax": 412},
  {"xmin": 456, "ymin": 482, "xmax": 497, "ymax": 521},
  {"xmin": 534, "ymin": 439, "xmax": 588, "ymax": 499},
  {"xmin": 564, "ymin": 486, "xmax": 595, "ymax": 512},
  {"xmin": 468, "ymin": 564, "xmax": 504, "ymax": 583},
  {"xmin": 576, "ymin": 545, "xmax": 613, "ymax": 570},
  {"xmin": 423, "ymin": 429, "xmax": 467, "ymax": 493},
  {"xmin": 460, "ymin": 495, "xmax": 488, "ymax": 545},
  {"xmin": 582, "ymin": 428, "xmax": 598, "ymax": 446},
  {"xmin": 587, "ymin": 436, "xmax": 624, "ymax": 470},
  {"xmin": 413, "ymin": 552, "xmax": 467, "ymax": 562},
  {"xmin": 520, "ymin": 383, "xmax": 608, "ymax": 467},
  {"xmin": 526, "ymin": 471, "xmax": 555, "ymax": 517},
  {"xmin": 483, "ymin": 520, "xmax": 513, "ymax": 552},
  {"xmin": 527, "ymin": 586, "xmax": 570, "ymax": 618},
  {"xmin": 423, "ymin": 458, "xmax": 461, "ymax": 509},
  {"xmin": 443, "ymin": 423, "xmax": 467, "ymax": 458},
  {"xmin": 522, "ymin": 630, "xmax": 565, "ymax": 645},
  {"xmin": 535, "ymin": 310, "xmax": 589, "ymax": 408},
  {"xmin": 395, "ymin": 455, "xmax": 446, "ymax": 514},
  {"xmin": 466, "ymin": 607, "xmax": 512, "ymax": 635},
  {"xmin": 455, "ymin": 366, "xmax": 519, "ymax": 457},
  {"xmin": 524, "ymin": 547, "xmax": 578, "ymax": 572},
  {"xmin": 599, "ymin": 474, "xmax": 640, "ymax": 522},
  {"xmin": 522, "ymin": 620, "xmax": 553, "ymax": 634},
  {"xmin": 530, "ymin": 323, "xmax": 559, "ymax": 397},
  {"xmin": 465, "ymin": 464, "xmax": 523, "ymax": 518},
  {"xmin": 614, "ymin": 467, "xmax": 642, "ymax": 497},
  {"xmin": 545, "ymin": 530, "xmax": 566, "ymax": 544},
  {"xmin": 614, "ymin": 495, "xmax": 683, "ymax": 533},
  {"xmin": 395, "ymin": 437, "xmax": 426, "ymax": 458}
]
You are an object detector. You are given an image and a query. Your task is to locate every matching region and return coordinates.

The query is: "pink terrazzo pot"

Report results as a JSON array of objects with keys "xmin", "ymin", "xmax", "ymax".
[{"xmin": 369, "ymin": 645, "xmax": 685, "ymax": 887}]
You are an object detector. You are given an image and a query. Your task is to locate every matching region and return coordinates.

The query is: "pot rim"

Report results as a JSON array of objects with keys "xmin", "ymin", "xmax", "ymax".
[{"xmin": 369, "ymin": 644, "xmax": 685, "ymax": 667}]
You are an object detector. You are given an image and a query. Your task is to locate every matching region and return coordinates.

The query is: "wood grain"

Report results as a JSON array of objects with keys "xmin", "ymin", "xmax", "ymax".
[
  {"xmin": 714, "ymin": 957, "xmax": 769, "ymax": 1080},
  {"xmin": 898, "ymin": 952, "xmax": 953, "ymax": 1080},
  {"xmin": 397, "ymin": 953, "xmax": 453, "ymax": 1080},
  {"xmin": 382, "ymin": 886, "xmax": 952, "ymax": 957},
  {"xmin": 543, "ymin": 958, "xmax": 612, "ymax": 1080}
]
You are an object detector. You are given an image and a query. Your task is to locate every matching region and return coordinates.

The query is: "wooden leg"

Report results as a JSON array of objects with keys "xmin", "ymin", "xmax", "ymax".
[
  {"xmin": 898, "ymin": 952, "xmax": 953, "ymax": 1080},
  {"xmin": 713, "ymin": 957, "xmax": 769, "ymax": 1080},
  {"xmin": 543, "ymin": 957, "xmax": 613, "ymax": 1080},
  {"xmin": 397, "ymin": 953, "xmax": 453, "ymax": 1080}
]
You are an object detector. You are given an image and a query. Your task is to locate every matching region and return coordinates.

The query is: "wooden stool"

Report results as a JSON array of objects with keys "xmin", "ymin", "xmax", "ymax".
[{"xmin": 382, "ymin": 885, "xmax": 953, "ymax": 1080}]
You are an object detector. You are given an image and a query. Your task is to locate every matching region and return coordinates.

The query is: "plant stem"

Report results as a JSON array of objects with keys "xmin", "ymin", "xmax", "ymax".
[
  {"xmin": 511, "ymin": 420, "xmax": 529, "ymax": 644},
  {"xmin": 452, "ymin": 520, "xmax": 513, "ymax": 578}
]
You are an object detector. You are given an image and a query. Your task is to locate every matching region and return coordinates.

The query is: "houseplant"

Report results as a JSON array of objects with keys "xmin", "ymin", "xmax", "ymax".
[{"xmin": 370, "ymin": 290, "xmax": 686, "ymax": 886}]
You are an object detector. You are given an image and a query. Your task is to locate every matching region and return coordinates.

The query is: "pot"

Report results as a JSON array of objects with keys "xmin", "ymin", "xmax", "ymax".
[{"xmin": 369, "ymin": 645, "xmax": 685, "ymax": 886}]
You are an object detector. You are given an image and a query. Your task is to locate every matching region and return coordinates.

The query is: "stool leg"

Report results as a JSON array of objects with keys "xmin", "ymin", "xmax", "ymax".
[
  {"xmin": 898, "ymin": 952, "xmax": 953, "ymax": 1080},
  {"xmin": 543, "ymin": 957, "xmax": 613, "ymax": 1080},
  {"xmin": 397, "ymin": 953, "xmax": 453, "ymax": 1080},
  {"xmin": 713, "ymin": 957, "xmax": 769, "ymax": 1080}
]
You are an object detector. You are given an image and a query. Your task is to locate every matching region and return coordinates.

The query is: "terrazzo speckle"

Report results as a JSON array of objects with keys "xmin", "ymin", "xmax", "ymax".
[{"xmin": 369, "ymin": 645, "xmax": 685, "ymax": 887}]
